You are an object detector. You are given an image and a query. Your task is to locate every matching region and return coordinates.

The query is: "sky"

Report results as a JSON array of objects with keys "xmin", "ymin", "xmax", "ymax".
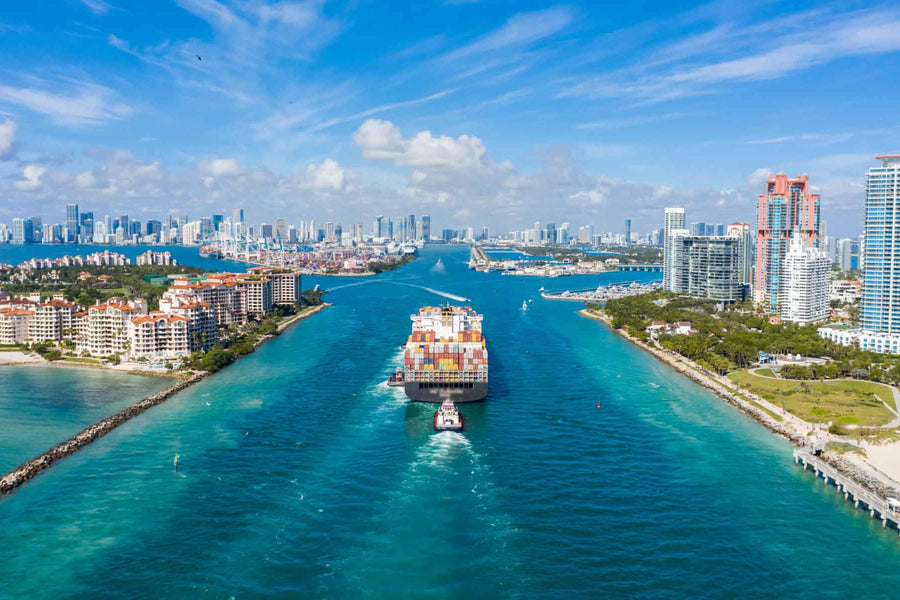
[{"xmin": 1, "ymin": 0, "xmax": 899, "ymax": 237}]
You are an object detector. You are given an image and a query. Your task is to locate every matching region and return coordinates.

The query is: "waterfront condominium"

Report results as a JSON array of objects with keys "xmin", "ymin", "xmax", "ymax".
[
  {"xmin": 662, "ymin": 206, "xmax": 685, "ymax": 290},
  {"xmin": 726, "ymin": 222, "xmax": 753, "ymax": 285},
  {"xmin": 861, "ymin": 155, "xmax": 900, "ymax": 335},
  {"xmin": 780, "ymin": 229, "xmax": 831, "ymax": 325},
  {"xmin": 666, "ymin": 229, "xmax": 745, "ymax": 302},
  {"xmin": 754, "ymin": 174, "xmax": 820, "ymax": 313},
  {"xmin": 819, "ymin": 155, "xmax": 900, "ymax": 353}
]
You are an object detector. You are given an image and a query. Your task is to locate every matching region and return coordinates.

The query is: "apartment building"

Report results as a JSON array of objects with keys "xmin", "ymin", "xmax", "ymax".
[
  {"xmin": 128, "ymin": 313, "xmax": 191, "ymax": 360},
  {"xmin": 75, "ymin": 297, "xmax": 148, "ymax": 357},
  {"xmin": 780, "ymin": 232, "xmax": 831, "ymax": 325}
]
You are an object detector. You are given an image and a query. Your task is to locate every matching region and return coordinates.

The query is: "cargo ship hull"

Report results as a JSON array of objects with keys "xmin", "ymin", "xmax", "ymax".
[{"xmin": 404, "ymin": 381, "xmax": 488, "ymax": 403}]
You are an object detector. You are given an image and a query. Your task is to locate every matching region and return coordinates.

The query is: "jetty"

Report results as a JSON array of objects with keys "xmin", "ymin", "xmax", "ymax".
[
  {"xmin": 0, "ymin": 373, "xmax": 206, "ymax": 496},
  {"xmin": 794, "ymin": 447, "xmax": 900, "ymax": 532},
  {"xmin": 542, "ymin": 280, "xmax": 662, "ymax": 303}
]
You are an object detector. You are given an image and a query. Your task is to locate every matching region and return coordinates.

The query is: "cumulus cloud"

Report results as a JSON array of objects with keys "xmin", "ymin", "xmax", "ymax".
[
  {"xmin": 353, "ymin": 119, "xmax": 486, "ymax": 169},
  {"xmin": 15, "ymin": 165, "xmax": 46, "ymax": 191},
  {"xmin": 747, "ymin": 167, "xmax": 773, "ymax": 187},
  {"xmin": 302, "ymin": 158, "xmax": 351, "ymax": 192},
  {"xmin": 0, "ymin": 118, "xmax": 15, "ymax": 159},
  {"xmin": 199, "ymin": 157, "xmax": 241, "ymax": 177}
]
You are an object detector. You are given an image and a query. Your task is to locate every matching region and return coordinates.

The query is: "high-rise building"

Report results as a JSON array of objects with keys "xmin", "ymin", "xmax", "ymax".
[
  {"xmin": 12, "ymin": 218, "xmax": 26, "ymax": 244},
  {"xmin": 422, "ymin": 215, "xmax": 431, "ymax": 242},
  {"xmin": 77, "ymin": 212, "xmax": 93, "ymax": 238},
  {"xmin": 781, "ymin": 230, "xmax": 831, "ymax": 325},
  {"xmin": 861, "ymin": 155, "xmax": 900, "ymax": 334},
  {"xmin": 275, "ymin": 218, "xmax": 288, "ymax": 241},
  {"xmin": 212, "ymin": 214, "xmax": 224, "ymax": 232},
  {"xmin": 146, "ymin": 220, "xmax": 162, "ymax": 237},
  {"xmin": 726, "ymin": 223, "xmax": 752, "ymax": 285},
  {"xmin": 374, "ymin": 215, "xmax": 385, "ymax": 238},
  {"xmin": 690, "ymin": 222, "xmax": 705, "ymax": 236},
  {"xmin": 754, "ymin": 174, "xmax": 820, "ymax": 312},
  {"xmin": 663, "ymin": 206, "xmax": 685, "ymax": 289},
  {"xmin": 66, "ymin": 204, "xmax": 79, "ymax": 243},
  {"xmin": 232, "ymin": 208, "xmax": 244, "ymax": 224},
  {"xmin": 407, "ymin": 214, "xmax": 416, "ymax": 241},
  {"xmin": 837, "ymin": 238, "xmax": 853, "ymax": 272},
  {"xmin": 666, "ymin": 230, "xmax": 745, "ymax": 302},
  {"xmin": 625, "ymin": 219, "xmax": 631, "ymax": 245},
  {"xmin": 261, "ymin": 222, "xmax": 273, "ymax": 239}
]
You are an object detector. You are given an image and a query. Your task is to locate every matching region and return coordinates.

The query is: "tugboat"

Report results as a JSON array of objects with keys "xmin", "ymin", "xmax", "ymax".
[
  {"xmin": 433, "ymin": 401, "xmax": 464, "ymax": 432},
  {"xmin": 387, "ymin": 368, "xmax": 405, "ymax": 387}
]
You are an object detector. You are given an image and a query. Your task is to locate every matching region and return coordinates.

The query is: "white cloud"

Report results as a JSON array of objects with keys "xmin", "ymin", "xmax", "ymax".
[
  {"xmin": 0, "ymin": 118, "xmax": 15, "ymax": 159},
  {"xmin": 79, "ymin": 0, "xmax": 113, "ymax": 15},
  {"xmin": 199, "ymin": 157, "xmax": 241, "ymax": 177},
  {"xmin": 302, "ymin": 158, "xmax": 351, "ymax": 192},
  {"xmin": 559, "ymin": 8, "xmax": 900, "ymax": 103},
  {"xmin": 442, "ymin": 6, "xmax": 573, "ymax": 62},
  {"xmin": 14, "ymin": 165, "xmax": 45, "ymax": 191},
  {"xmin": 353, "ymin": 119, "xmax": 487, "ymax": 170},
  {"xmin": 747, "ymin": 167, "xmax": 773, "ymax": 187},
  {"xmin": 0, "ymin": 81, "xmax": 132, "ymax": 127}
]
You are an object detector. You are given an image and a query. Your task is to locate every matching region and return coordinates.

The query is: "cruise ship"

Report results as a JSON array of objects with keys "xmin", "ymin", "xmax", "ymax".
[{"xmin": 402, "ymin": 304, "xmax": 488, "ymax": 403}]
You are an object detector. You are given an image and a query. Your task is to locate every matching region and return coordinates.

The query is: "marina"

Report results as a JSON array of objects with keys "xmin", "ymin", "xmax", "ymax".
[{"xmin": 541, "ymin": 280, "xmax": 663, "ymax": 302}]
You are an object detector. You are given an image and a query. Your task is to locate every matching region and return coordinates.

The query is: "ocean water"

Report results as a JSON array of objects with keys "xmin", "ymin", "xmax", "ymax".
[
  {"xmin": 1, "ymin": 245, "xmax": 899, "ymax": 598},
  {"xmin": 0, "ymin": 367, "xmax": 171, "ymax": 473}
]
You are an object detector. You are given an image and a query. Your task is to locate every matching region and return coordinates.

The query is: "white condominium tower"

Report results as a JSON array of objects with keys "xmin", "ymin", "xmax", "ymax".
[
  {"xmin": 663, "ymin": 206, "xmax": 685, "ymax": 290},
  {"xmin": 781, "ymin": 229, "xmax": 830, "ymax": 325},
  {"xmin": 861, "ymin": 155, "xmax": 900, "ymax": 334}
]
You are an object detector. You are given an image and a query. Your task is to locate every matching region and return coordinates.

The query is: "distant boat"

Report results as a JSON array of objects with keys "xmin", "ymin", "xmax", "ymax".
[
  {"xmin": 521, "ymin": 301, "xmax": 528, "ymax": 311},
  {"xmin": 539, "ymin": 286, "xmax": 545, "ymax": 292}
]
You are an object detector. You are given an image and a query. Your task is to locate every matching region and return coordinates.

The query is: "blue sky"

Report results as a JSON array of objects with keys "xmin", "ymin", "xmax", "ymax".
[{"xmin": 1, "ymin": 0, "xmax": 899, "ymax": 236}]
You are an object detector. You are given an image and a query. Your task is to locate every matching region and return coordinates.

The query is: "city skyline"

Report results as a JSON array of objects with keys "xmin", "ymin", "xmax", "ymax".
[{"xmin": 1, "ymin": 1, "xmax": 899, "ymax": 235}]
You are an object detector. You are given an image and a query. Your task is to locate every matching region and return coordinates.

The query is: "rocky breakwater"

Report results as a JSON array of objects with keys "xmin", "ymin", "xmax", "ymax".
[{"xmin": 0, "ymin": 373, "xmax": 207, "ymax": 496}]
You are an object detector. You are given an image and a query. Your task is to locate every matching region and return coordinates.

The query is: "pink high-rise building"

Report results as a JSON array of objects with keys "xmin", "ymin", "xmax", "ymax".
[{"xmin": 754, "ymin": 174, "xmax": 820, "ymax": 313}]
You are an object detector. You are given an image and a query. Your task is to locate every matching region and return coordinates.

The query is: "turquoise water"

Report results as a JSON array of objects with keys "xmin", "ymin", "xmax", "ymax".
[
  {"xmin": 1, "ymin": 246, "xmax": 899, "ymax": 598},
  {"xmin": 0, "ymin": 367, "xmax": 171, "ymax": 472}
]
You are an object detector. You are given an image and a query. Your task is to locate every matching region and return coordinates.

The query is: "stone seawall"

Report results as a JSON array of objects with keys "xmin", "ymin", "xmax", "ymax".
[{"xmin": 0, "ymin": 373, "xmax": 206, "ymax": 496}]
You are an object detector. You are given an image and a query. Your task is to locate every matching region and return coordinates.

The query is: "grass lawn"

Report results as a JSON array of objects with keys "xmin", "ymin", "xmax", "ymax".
[
  {"xmin": 755, "ymin": 367, "xmax": 776, "ymax": 377},
  {"xmin": 826, "ymin": 441, "xmax": 866, "ymax": 456},
  {"xmin": 728, "ymin": 369, "xmax": 896, "ymax": 427}
]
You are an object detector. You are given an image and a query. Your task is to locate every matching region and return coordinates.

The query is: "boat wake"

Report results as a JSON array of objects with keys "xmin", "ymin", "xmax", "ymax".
[{"xmin": 390, "ymin": 282, "xmax": 469, "ymax": 302}]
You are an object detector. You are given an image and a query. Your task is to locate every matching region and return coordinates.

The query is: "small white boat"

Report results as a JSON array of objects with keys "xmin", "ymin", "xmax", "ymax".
[
  {"xmin": 433, "ymin": 401, "xmax": 463, "ymax": 432},
  {"xmin": 539, "ymin": 286, "xmax": 545, "ymax": 292},
  {"xmin": 521, "ymin": 301, "xmax": 528, "ymax": 311}
]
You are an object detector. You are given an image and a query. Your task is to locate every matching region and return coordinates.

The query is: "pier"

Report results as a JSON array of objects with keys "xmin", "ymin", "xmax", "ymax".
[
  {"xmin": 615, "ymin": 264, "xmax": 663, "ymax": 272},
  {"xmin": 794, "ymin": 448, "xmax": 900, "ymax": 532}
]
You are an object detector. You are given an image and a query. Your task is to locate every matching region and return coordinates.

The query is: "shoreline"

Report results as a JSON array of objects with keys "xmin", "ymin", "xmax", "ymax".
[
  {"xmin": 0, "ymin": 302, "xmax": 329, "ymax": 497},
  {"xmin": 579, "ymin": 308, "xmax": 900, "ymax": 506}
]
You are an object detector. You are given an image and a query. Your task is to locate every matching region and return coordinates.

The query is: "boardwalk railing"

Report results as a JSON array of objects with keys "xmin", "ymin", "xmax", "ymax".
[{"xmin": 794, "ymin": 448, "xmax": 900, "ymax": 533}]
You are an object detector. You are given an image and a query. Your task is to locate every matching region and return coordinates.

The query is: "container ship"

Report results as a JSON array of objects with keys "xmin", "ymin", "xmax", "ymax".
[
  {"xmin": 199, "ymin": 245, "xmax": 224, "ymax": 259},
  {"xmin": 402, "ymin": 304, "xmax": 488, "ymax": 403}
]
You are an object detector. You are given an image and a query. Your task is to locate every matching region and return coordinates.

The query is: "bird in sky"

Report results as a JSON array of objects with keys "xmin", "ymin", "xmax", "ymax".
[{"xmin": 196, "ymin": 55, "xmax": 202, "ymax": 61}]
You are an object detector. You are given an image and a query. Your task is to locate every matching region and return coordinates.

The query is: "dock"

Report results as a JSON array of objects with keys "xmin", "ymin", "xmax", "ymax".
[{"xmin": 794, "ymin": 447, "xmax": 900, "ymax": 532}]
